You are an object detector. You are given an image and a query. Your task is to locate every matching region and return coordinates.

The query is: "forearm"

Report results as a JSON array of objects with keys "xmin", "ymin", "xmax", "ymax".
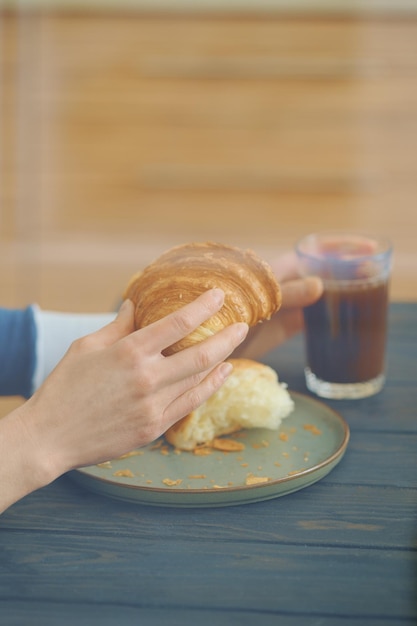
[{"xmin": 0, "ymin": 404, "xmax": 56, "ymax": 514}]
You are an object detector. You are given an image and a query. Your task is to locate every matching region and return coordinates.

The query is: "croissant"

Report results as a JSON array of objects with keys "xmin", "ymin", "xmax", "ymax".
[
  {"xmin": 164, "ymin": 358, "xmax": 294, "ymax": 450},
  {"xmin": 124, "ymin": 242, "xmax": 281, "ymax": 355}
]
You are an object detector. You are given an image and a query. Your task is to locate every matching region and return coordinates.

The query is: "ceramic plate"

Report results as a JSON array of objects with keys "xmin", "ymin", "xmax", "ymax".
[{"xmin": 70, "ymin": 392, "xmax": 349, "ymax": 508}]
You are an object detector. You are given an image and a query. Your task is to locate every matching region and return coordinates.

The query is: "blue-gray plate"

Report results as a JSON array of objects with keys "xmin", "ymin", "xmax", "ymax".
[{"xmin": 70, "ymin": 392, "xmax": 349, "ymax": 508}]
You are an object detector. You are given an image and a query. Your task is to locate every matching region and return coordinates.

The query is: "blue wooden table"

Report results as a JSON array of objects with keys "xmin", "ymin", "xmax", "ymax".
[{"xmin": 1, "ymin": 302, "xmax": 416, "ymax": 625}]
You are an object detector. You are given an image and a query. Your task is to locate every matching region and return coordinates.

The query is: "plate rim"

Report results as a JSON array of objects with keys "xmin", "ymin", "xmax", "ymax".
[{"xmin": 70, "ymin": 391, "xmax": 350, "ymax": 506}]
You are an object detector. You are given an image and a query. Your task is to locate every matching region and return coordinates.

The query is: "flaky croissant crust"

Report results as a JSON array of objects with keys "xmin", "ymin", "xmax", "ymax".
[{"xmin": 124, "ymin": 242, "xmax": 281, "ymax": 354}]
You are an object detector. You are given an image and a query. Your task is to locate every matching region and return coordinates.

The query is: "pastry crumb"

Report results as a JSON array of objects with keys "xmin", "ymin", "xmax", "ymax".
[
  {"xmin": 303, "ymin": 424, "xmax": 322, "ymax": 436},
  {"xmin": 245, "ymin": 474, "xmax": 271, "ymax": 486},
  {"xmin": 117, "ymin": 450, "xmax": 144, "ymax": 459},
  {"xmin": 288, "ymin": 468, "xmax": 306, "ymax": 476},
  {"xmin": 212, "ymin": 438, "xmax": 245, "ymax": 452},
  {"xmin": 162, "ymin": 478, "xmax": 183, "ymax": 486},
  {"xmin": 113, "ymin": 469, "xmax": 134, "ymax": 478},
  {"xmin": 193, "ymin": 446, "xmax": 213, "ymax": 456}
]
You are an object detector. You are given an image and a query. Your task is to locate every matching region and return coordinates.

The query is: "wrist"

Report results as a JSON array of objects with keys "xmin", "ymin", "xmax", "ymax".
[{"xmin": 0, "ymin": 402, "xmax": 61, "ymax": 513}]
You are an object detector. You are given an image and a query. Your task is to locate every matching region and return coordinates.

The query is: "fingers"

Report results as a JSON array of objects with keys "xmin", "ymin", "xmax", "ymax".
[
  {"xmin": 231, "ymin": 273, "xmax": 323, "ymax": 361},
  {"xmin": 110, "ymin": 292, "xmax": 248, "ymax": 432},
  {"xmin": 137, "ymin": 288, "xmax": 226, "ymax": 354},
  {"xmin": 128, "ymin": 320, "xmax": 248, "ymax": 442},
  {"xmin": 280, "ymin": 276, "xmax": 323, "ymax": 309},
  {"xmin": 163, "ymin": 361, "xmax": 234, "ymax": 427},
  {"xmin": 163, "ymin": 320, "xmax": 248, "ymax": 390},
  {"xmin": 269, "ymin": 253, "xmax": 325, "ymax": 300},
  {"xmin": 141, "ymin": 310, "xmax": 248, "ymax": 433},
  {"xmin": 232, "ymin": 309, "xmax": 304, "ymax": 360},
  {"xmin": 269, "ymin": 251, "xmax": 301, "ymax": 282}
]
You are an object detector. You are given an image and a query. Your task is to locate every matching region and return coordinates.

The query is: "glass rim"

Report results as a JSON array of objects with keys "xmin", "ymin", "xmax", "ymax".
[{"xmin": 295, "ymin": 231, "xmax": 393, "ymax": 264}]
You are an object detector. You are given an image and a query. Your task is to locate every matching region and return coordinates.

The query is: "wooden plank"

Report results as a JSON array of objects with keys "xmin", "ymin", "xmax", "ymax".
[
  {"xmin": 1, "ymin": 603, "xmax": 413, "ymax": 626},
  {"xmin": 0, "ymin": 602, "xmax": 408, "ymax": 626},
  {"xmin": 0, "ymin": 530, "xmax": 414, "ymax": 620},
  {"xmin": 2, "ymin": 477, "xmax": 416, "ymax": 550}
]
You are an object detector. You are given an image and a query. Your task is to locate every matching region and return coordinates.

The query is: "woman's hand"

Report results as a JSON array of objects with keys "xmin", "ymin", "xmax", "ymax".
[
  {"xmin": 233, "ymin": 251, "xmax": 323, "ymax": 360},
  {"xmin": 0, "ymin": 289, "xmax": 248, "ymax": 513}
]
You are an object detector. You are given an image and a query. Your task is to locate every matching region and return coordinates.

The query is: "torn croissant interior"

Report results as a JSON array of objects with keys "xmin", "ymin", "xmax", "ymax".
[{"xmin": 165, "ymin": 358, "xmax": 294, "ymax": 451}]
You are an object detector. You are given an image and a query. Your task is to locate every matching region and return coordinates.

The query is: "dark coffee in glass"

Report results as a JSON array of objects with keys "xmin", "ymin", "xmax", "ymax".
[{"xmin": 296, "ymin": 233, "xmax": 392, "ymax": 399}]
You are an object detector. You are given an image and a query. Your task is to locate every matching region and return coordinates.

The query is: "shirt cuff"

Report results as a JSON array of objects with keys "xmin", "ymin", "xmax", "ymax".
[
  {"xmin": 0, "ymin": 305, "xmax": 37, "ymax": 399},
  {"xmin": 32, "ymin": 309, "xmax": 116, "ymax": 392}
]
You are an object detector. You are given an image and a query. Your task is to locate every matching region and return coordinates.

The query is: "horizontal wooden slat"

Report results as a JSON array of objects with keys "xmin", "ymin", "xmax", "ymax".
[
  {"xmin": 1, "ymin": 12, "xmax": 417, "ymax": 307},
  {"xmin": 0, "ymin": 526, "xmax": 415, "ymax": 619},
  {"xmin": 3, "ymin": 473, "xmax": 416, "ymax": 546},
  {"xmin": 0, "ymin": 602, "xmax": 398, "ymax": 626}
]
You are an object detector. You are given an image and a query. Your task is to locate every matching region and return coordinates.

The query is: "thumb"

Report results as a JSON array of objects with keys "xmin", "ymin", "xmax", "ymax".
[
  {"xmin": 111, "ymin": 299, "xmax": 136, "ymax": 336},
  {"xmin": 89, "ymin": 299, "xmax": 136, "ymax": 348}
]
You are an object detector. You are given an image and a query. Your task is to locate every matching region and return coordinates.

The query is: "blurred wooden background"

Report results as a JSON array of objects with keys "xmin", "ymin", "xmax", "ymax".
[{"xmin": 1, "ymin": 9, "xmax": 417, "ymax": 315}]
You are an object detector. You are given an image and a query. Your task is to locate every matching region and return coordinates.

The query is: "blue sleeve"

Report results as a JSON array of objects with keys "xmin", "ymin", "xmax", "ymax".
[{"xmin": 0, "ymin": 306, "xmax": 37, "ymax": 398}]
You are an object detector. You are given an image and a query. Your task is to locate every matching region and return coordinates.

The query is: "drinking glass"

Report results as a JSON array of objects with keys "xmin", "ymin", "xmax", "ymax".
[{"xmin": 296, "ymin": 232, "xmax": 393, "ymax": 399}]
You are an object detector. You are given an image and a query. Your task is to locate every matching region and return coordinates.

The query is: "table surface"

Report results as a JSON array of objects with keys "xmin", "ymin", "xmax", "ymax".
[{"xmin": 1, "ymin": 302, "xmax": 416, "ymax": 626}]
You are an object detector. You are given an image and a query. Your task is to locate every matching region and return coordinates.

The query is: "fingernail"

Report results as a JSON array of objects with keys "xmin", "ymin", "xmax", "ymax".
[
  {"xmin": 219, "ymin": 361, "xmax": 233, "ymax": 379},
  {"xmin": 236, "ymin": 322, "xmax": 249, "ymax": 340},
  {"xmin": 118, "ymin": 299, "xmax": 132, "ymax": 315},
  {"xmin": 211, "ymin": 288, "xmax": 225, "ymax": 306}
]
